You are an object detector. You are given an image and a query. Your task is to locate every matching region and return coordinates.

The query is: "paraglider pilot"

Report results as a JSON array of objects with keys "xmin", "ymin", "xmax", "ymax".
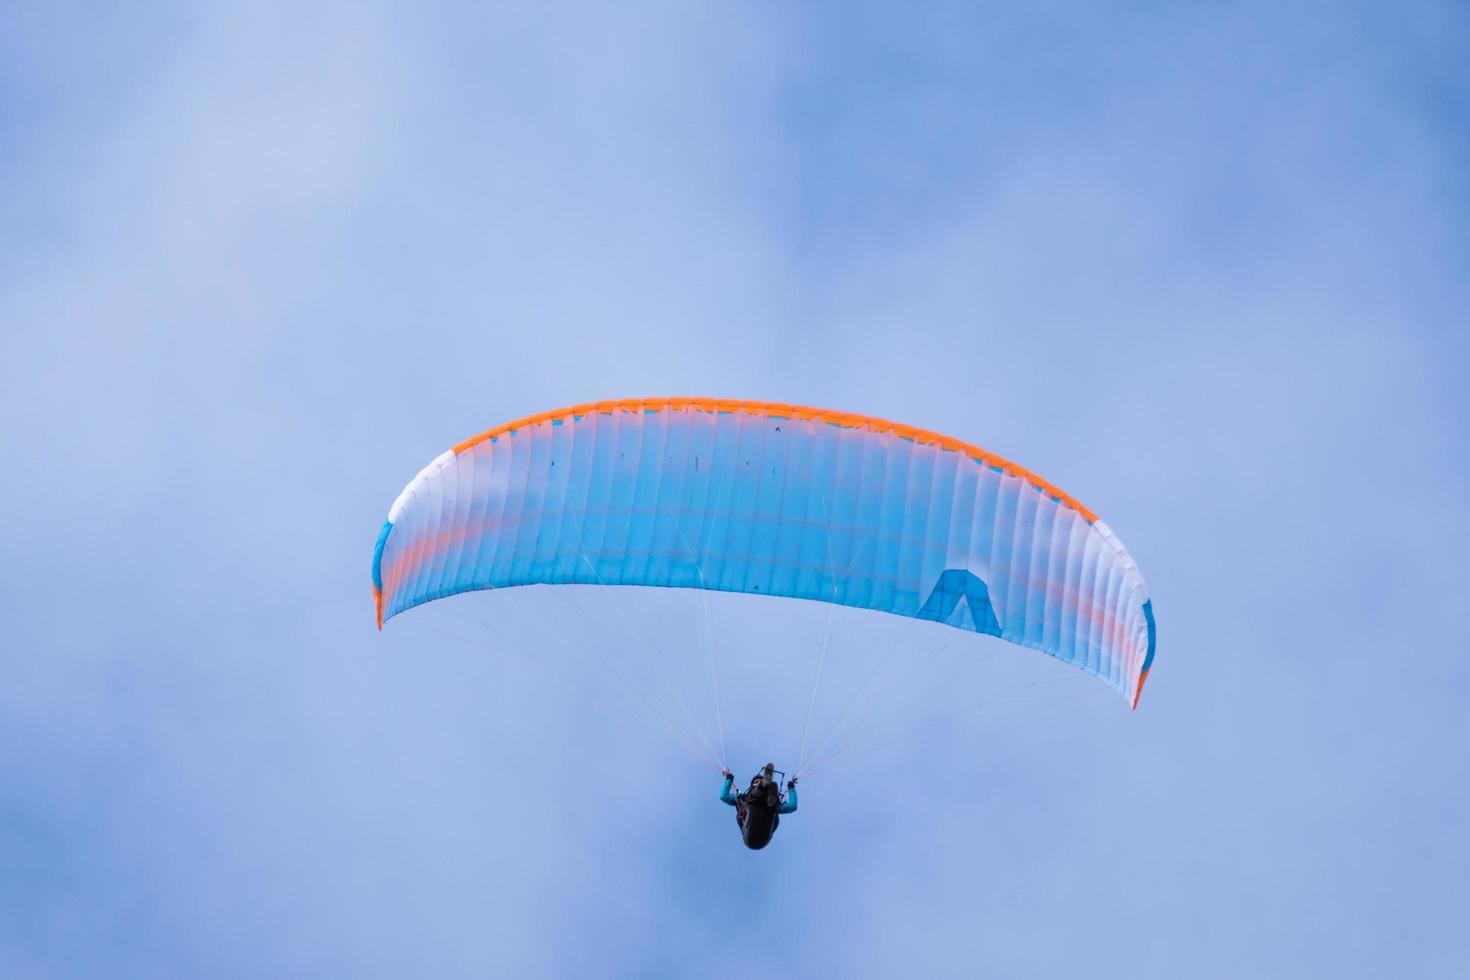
[{"xmin": 720, "ymin": 763, "xmax": 797, "ymax": 850}]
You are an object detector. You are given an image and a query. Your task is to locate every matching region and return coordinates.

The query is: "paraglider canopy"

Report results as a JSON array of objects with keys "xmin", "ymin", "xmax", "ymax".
[{"xmin": 373, "ymin": 397, "xmax": 1156, "ymax": 707}]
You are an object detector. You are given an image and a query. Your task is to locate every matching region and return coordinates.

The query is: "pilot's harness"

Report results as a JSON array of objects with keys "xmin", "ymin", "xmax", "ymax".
[{"xmin": 736, "ymin": 767, "xmax": 788, "ymax": 826}]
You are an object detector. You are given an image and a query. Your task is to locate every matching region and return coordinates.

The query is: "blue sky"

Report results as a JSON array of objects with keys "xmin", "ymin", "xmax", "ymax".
[{"xmin": 3, "ymin": 2, "xmax": 1468, "ymax": 977}]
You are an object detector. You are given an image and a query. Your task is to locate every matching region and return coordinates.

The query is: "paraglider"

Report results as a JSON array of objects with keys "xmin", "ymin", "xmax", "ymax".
[
  {"xmin": 720, "ymin": 764, "xmax": 798, "ymax": 850},
  {"xmin": 372, "ymin": 397, "xmax": 1156, "ymax": 849}
]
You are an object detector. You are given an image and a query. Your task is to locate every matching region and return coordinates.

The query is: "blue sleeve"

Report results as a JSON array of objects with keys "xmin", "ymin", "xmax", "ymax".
[
  {"xmin": 779, "ymin": 785, "xmax": 798, "ymax": 814},
  {"xmin": 720, "ymin": 775, "xmax": 738, "ymax": 806}
]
